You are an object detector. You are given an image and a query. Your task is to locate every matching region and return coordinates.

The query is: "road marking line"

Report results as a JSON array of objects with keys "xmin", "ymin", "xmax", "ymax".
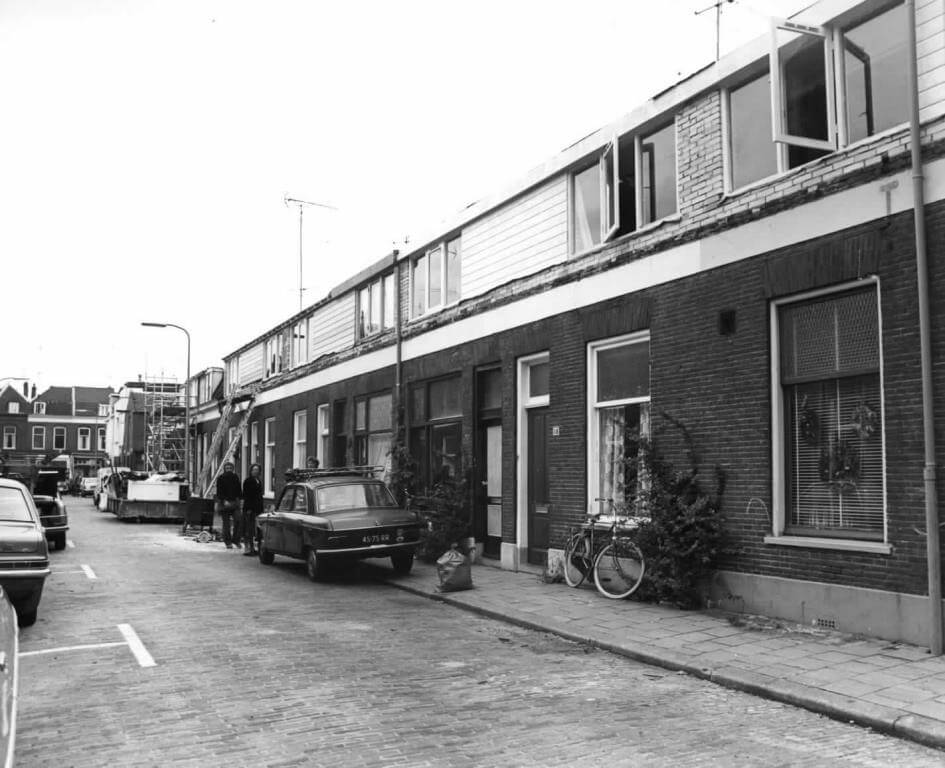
[
  {"xmin": 66, "ymin": 540, "xmax": 75, "ymax": 549},
  {"xmin": 19, "ymin": 642, "xmax": 125, "ymax": 658},
  {"xmin": 117, "ymin": 624, "xmax": 156, "ymax": 668},
  {"xmin": 80, "ymin": 564, "xmax": 97, "ymax": 580}
]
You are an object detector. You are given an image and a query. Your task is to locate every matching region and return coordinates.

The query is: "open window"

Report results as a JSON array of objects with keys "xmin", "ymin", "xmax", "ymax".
[
  {"xmin": 770, "ymin": 19, "xmax": 837, "ymax": 168},
  {"xmin": 571, "ymin": 136, "xmax": 619, "ymax": 253}
]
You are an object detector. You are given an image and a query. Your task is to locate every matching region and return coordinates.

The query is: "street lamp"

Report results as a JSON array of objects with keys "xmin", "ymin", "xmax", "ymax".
[{"xmin": 140, "ymin": 322, "xmax": 191, "ymax": 484}]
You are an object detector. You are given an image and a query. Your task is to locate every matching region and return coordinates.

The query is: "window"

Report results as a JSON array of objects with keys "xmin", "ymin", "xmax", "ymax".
[
  {"xmin": 291, "ymin": 319, "xmax": 308, "ymax": 368},
  {"xmin": 78, "ymin": 428, "xmax": 90, "ymax": 451},
  {"xmin": 410, "ymin": 377, "xmax": 463, "ymax": 491},
  {"xmin": 774, "ymin": 285, "xmax": 885, "ymax": 540},
  {"xmin": 53, "ymin": 427, "xmax": 66, "ymax": 451},
  {"xmin": 332, "ymin": 400, "xmax": 347, "ymax": 467},
  {"xmin": 411, "ymin": 238, "xmax": 461, "ymax": 317},
  {"xmin": 32, "ymin": 426, "xmax": 45, "ymax": 450},
  {"xmin": 265, "ymin": 332, "xmax": 287, "ymax": 378},
  {"xmin": 354, "ymin": 393, "xmax": 393, "ymax": 468},
  {"xmin": 639, "ymin": 123, "xmax": 677, "ymax": 226},
  {"xmin": 264, "ymin": 418, "xmax": 276, "ymax": 496},
  {"xmin": 250, "ymin": 421, "xmax": 259, "ymax": 466},
  {"xmin": 98, "ymin": 403, "xmax": 109, "ymax": 417},
  {"xmin": 766, "ymin": 5, "xmax": 908, "ymax": 171},
  {"xmin": 358, "ymin": 273, "xmax": 396, "ymax": 338},
  {"xmin": 226, "ymin": 357, "xmax": 239, "ymax": 393},
  {"xmin": 588, "ymin": 334, "xmax": 650, "ymax": 515},
  {"xmin": 293, "ymin": 409, "xmax": 307, "ymax": 468},
  {"xmin": 97, "ymin": 427, "xmax": 106, "ymax": 452},
  {"xmin": 7, "ymin": 403, "xmax": 18, "ymax": 415},
  {"xmin": 317, "ymin": 404, "xmax": 330, "ymax": 466},
  {"xmin": 572, "ymin": 137, "xmax": 619, "ymax": 253},
  {"xmin": 2, "ymin": 427, "xmax": 15, "ymax": 450},
  {"xmin": 727, "ymin": 73, "xmax": 779, "ymax": 189},
  {"xmin": 33, "ymin": 402, "xmax": 46, "ymax": 415}
]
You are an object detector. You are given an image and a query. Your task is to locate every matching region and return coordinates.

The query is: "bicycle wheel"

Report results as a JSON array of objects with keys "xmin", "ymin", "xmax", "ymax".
[
  {"xmin": 562, "ymin": 532, "xmax": 592, "ymax": 588},
  {"xmin": 593, "ymin": 538, "xmax": 645, "ymax": 599}
]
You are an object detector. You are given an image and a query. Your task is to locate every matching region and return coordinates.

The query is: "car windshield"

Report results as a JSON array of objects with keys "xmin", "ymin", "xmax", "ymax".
[
  {"xmin": 316, "ymin": 483, "xmax": 397, "ymax": 513},
  {"xmin": 0, "ymin": 487, "xmax": 34, "ymax": 523}
]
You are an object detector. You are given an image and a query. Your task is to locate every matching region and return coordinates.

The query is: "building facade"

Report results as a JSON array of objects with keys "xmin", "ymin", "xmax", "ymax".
[{"xmin": 210, "ymin": 0, "xmax": 945, "ymax": 644}]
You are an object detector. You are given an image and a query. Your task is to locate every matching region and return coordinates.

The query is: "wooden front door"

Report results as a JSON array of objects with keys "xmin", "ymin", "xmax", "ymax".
[
  {"xmin": 526, "ymin": 407, "xmax": 550, "ymax": 565},
  {"xmin": 475, "ymin": 421, "xmax": 502, "ymax": 559}
]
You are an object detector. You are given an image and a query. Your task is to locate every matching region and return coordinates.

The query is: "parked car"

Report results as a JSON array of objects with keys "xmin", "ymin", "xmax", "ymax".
[
  {"xmin": 255, "ymin": 469, "xmax": 424, "ymax": 580},
  {"xmin": 31, "ymin": 471, "xmax": 69, "ymax": 551},
  {"xmin": 0, "ymin": 477, "xmax": 51, "ymax": 627},
  {"xmin": 78, "ymin": 477, "xmax": 98, "ymax": 497}
]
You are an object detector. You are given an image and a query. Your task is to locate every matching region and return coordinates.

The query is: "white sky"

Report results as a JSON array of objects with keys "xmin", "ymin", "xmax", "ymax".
[{"xmin": 0, "ymin": 0, "xmax": 807, "ymax": 395}]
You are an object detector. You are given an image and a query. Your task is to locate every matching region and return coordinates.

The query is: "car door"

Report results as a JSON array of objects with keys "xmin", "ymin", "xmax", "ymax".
[
  {"xmin": 282, "ymin": 486, "xmax": 310, "ymax": 557},
  {"xmin": 264, "ymin": 487, "xmax": 295, "ymax": 554}
]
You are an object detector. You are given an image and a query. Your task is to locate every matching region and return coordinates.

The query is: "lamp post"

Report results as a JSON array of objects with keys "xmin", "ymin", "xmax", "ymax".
[{"xmin": 141, "ymin": 322, "xmax": 191, "ymax": 484}]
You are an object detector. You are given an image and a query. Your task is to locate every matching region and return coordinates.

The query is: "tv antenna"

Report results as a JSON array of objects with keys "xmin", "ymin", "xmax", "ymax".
[
  {"xmin": 283, "ymin": 194, "xmax": 338, "ymax": 311},
  {"xmin": 695, "ymin": 0, "xmax": 735, "ymax": 62}
]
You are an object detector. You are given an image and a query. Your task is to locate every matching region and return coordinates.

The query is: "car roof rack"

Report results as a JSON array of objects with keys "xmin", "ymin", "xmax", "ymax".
[{"xmin": 283, "ymin": 466, "xmax": 384, "ymax": 482}]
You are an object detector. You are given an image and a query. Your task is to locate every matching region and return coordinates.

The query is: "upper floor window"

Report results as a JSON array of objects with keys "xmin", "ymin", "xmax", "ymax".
[
  {"xmin": 78, "ymin": 428, "xmax": 91, "ymax": 451},
  {"xmin": 53, "ymin": 427, "xmax": 66, "ymax": 451},
  {"xmin": 572, "ymin": 138, "xmax": 618, "ymax": 253},
  {"xmin": 773, "ymin": 284, "xmax": 885, "ymax": 542},
  {"xmin": 98, "ymin": 403, "xmax": 109, "ymax": 417},
  {"xmin": 32, "ymin": 426, "xmax": 45, "ymax": 450},
  {"xmin": 7, "ymin": 402, "xmax": 19, "ymax": 415},
  {"xmin": 411, "ymin": 238, "xmax": 461, "ymax": 318},
  {"xmin": 33, "ymin": 401, "xmax": 46, "ymax": 415},
  {"xmin": 291, "ymin": 319, "xmax": 308, "ymax": 368},
  {"xmin": 97, "ymin": 427, "xmax": 106, "ymax": 452},
  {"xmin": 265, "ymin": 332, "xmax": 287, "ymax": 378},
  {"xmin": 2, "ymin": 427, "xmax": 14, "ymax": 450},
  {"xmin": 358, "ymin": 273, "xmax": 396, "ymax": 338}
]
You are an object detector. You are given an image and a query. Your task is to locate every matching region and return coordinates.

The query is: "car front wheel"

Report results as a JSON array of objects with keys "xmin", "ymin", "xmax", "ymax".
[
  {"xmin": 391, "ymin": 552, "xmax": 414, "ymax": 575},
  {"xmin": 258, "ymin": 540, "xmax": 275, "ymax": 565},
  {"xmin": 306, "ymin": 549, "xmax": 329, "ymax": 582},
  {"xmin": 53, "ymin": 532, "xmax": 67, "ymax": 551}
]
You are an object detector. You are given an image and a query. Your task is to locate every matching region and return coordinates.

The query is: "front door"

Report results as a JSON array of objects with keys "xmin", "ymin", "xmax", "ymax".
[
  {"xmin": 475, "ymin": 421, "xmax": 502, "ymax": 559},
  {"xmin": 526, "ymin": 407, "xmax": 550, "ymax": 565}
]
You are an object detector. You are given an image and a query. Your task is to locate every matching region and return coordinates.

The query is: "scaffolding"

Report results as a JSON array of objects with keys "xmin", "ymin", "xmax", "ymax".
[{"xmin": 142, "ymin": 376, "xmax": 186, "ymax": 474}]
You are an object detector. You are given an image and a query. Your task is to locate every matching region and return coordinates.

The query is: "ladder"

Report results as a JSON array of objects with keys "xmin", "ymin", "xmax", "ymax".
[{"xmin": 202, "ymin": 404, "xmax": 256, "ymax": 499}]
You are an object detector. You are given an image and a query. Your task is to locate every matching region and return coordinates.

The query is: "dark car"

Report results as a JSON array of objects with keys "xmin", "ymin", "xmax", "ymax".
[
  {"xmin": 256, "ymin": 469, "xmax": 424, "ymax": 580},
  {"xmin": 31, "ymin": 471, "xmax": 69, "ymax": 551},
  {"xmin": 0, "ymin": 478, "xmax": 51, "ymax": 627}
]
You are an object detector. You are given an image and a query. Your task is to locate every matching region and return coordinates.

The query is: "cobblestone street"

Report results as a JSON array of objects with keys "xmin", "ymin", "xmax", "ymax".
[{"xmin": 13, "ymin": 499, "xmax": 945, "ymax": 767}]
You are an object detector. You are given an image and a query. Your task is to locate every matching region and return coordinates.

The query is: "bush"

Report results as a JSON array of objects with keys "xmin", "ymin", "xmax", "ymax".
[{"xmin": 631, "ymin": 416, "xmax": 728, "ymax": 609}]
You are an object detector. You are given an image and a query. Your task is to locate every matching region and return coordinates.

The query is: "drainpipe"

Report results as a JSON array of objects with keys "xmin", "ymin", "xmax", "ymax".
[
  {"xmin": 393, "ymin": 250, "xmax": 403, "ymax": 444},
  {"xmin": 906, "ymin": 0, "xmax": 942, "ymax": 655}
]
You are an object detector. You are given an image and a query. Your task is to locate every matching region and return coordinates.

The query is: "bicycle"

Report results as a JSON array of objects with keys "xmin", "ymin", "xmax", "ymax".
[{"xmin": 562, "ymin": 498, "xmax": 646, "ymax": 600}]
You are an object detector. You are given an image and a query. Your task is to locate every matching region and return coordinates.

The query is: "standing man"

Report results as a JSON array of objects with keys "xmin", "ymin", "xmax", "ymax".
[
  {"xmin": 215, "ymin": 461, "xmax": 242, "ymax": 550},
  {"xmin": 241, "ymin": 463, "xmax": 264, "ymax": 556}
]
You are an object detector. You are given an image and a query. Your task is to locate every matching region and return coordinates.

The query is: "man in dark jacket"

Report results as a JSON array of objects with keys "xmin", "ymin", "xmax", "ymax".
[{"xmin": 215, "ymin": 462, "xmax": 242, "ymax": 549}]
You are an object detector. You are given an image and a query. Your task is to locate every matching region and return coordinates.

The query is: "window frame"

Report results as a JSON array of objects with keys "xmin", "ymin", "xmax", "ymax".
[
  {"xmin": 354, "ymin": 392, "xmax": 393, "ymax": 469},
  {"xmin": 293, "ymin": 409, "xmax": 307, "ymax": 469},
  {"xmin": 78, "ymin": 427, "xmax": 91, "ymax": 451},
  {"xmin": 1, "ymin": 427, "xmax": 14, "ymax": 450},
  {"xmin": 291, "ymin": 319, "xmax": 308, "ymax": 368},
  {"xmin": 409, "ymin": 376, "xmax": 464, "ymax": 491},
  {"xmin": 570, "ymin": 135, "xmax": 620, "ymax": 255},
  {"xmin": 32, "ymin": 426, "xmax": 45, "ymax": 450},
  {"xmin": 357, "ymin": 273, "xmax": 396, "ymax": 338},
  {"xmin": 7, "ymin": 403, "xmax": 18, "ymax": 415},
  {"xmin": 97, "ymin": 427, "xmax": 106, "ymax": 452},
  {"xmin": 411, "ymin": 237, "xmax": 461, "ymax": 318},
  {"xmin": 767, "ymin": 277, "xmax": 890, "ymax": 553},
  {"xmin": 53, "ymin": 427, "xmax": 66, "ymax": 451},
  {"xmin": 586, "ymin": 332, "xmax": 651, "ymax": 517},
  {"xmin": 33, "ymin": 402, "xmax": 46, "ymax": 415},
  {"xmin": 316, "ymin": 403, "xmax": 330, "ymax": 466},
  {"xmin": 264, "ymin": 418, "xmax": 276, "ymax": 497}
]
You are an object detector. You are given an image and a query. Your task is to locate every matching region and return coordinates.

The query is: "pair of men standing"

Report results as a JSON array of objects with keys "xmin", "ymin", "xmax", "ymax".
[{"xmin": 215, "ymin": 462, "xmax": 264, "ymax": 555}]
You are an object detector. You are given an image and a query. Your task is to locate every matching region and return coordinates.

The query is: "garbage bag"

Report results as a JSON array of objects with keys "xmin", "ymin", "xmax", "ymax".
[{"xmin": 436, "ymin": 548, "xmax": 473, "ymax": 592}]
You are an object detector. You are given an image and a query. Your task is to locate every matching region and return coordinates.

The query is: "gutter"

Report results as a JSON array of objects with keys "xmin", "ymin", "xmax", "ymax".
[{"xmin": 906, "ymin": 0, "xmax": 942, "ymax": 655}]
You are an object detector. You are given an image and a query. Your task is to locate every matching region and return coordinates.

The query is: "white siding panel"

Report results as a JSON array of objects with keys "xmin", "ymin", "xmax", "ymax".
[
  {"xmin": 239, "ymin": 344, "xmax": 263, "ymax": 385},
  {"xmin": 917, "ymin": 0, "xmax": 945, "ymax": 120},
  {"xmin": 310, "ymin": 293, "xmax": 355, "ymax": 360},
  {"xmin": 462, "ymin": 176, "xmax": 568, "ymax": 300}
]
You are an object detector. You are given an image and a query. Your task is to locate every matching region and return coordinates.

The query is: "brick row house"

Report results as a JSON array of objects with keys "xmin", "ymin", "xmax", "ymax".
[
  {"xmin": 205, "ymin": 0, "xmax": 945, "ymax": 645},
  {"xmin": 0, "ymin": 384, "xmax": 112, "ymax": 479}
]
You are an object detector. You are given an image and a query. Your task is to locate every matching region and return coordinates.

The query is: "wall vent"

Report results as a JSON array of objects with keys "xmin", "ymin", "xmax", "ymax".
[{"xmin": 813, "ymin": 616, "xmax": 839, "ymax": 631}]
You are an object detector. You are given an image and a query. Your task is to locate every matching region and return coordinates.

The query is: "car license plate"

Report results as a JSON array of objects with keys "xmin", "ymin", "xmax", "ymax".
[{"xmin": 362, "ymin": 533, "xmax": 390, "ymax": 544}]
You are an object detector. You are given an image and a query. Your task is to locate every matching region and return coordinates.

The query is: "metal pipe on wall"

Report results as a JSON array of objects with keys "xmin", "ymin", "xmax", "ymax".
[{"xmin": 906, "ymin": 0, "xmax": 942, "ymax": 655}]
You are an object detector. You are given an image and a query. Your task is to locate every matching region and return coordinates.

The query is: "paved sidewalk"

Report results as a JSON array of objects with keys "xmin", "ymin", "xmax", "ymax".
[{"xmin": 376, "ymin": 558, "xmax": 945, "ymax": 751}]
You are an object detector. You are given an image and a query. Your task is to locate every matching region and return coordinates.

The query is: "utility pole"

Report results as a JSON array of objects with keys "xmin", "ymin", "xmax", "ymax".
[
  {"xmin": 283, "ymin": 195, "xmax": 337, "ymax": 312},
  {"xmin": 695, "ymin": 0, "xmax": 734, "ymax": 62}
]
